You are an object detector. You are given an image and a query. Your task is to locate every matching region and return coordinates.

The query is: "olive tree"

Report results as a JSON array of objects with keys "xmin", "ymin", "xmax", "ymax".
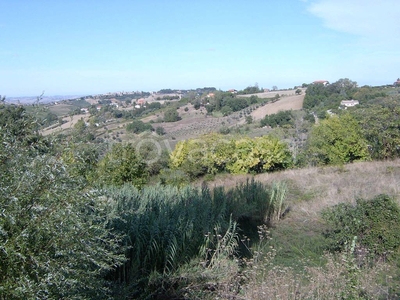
[{"xmin": 0, "ymin": 104, "xmax": 126, "ymax": 299}]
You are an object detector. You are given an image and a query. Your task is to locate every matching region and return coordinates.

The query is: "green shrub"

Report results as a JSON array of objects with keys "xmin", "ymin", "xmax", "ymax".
[
  {"xmin": 158, "ymin": 169, "xmax": 190, "ymax": 187},
  {"xmin": 126, "ymin": 120, "xmax": 153, "ymax": 134},
  {"xmin": 305, "ymin": 114, "xmax": 370, "ymax": 166},
  {"xmin": 260, "ymin": 110, "xmax": 294, "ymax": 128},
  {"xmin": 322, "ymin": 194, "xmax": 400, "ymax": 260},
  {"xmin": 170, "ymin": 133, "xmax": 292, "ymax": 177},
  {"xmin": 95, "ymin": 143, "xmax": 148, "ymax": 188}
]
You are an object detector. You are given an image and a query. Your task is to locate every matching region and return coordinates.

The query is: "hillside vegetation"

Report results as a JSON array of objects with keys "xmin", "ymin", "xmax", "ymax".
[{"xmin": 1, "ymin": 80, "xmax": 400, "ymax": 299}]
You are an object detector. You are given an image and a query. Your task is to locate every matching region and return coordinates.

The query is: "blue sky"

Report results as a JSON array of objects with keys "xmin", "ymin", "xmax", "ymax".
[{"xmin": 1, "ymin": 0, "xmax": 399, "ymax": 97}]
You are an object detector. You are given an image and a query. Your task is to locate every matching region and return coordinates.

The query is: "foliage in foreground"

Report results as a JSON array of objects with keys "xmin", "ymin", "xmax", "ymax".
[
  {"xmin": 104, "ymin": 179, "xmax": 288, "ymax": 298},
  {"xmin": 242, "ymin": 248, "xmax": 397, "ymax": 300},
  {"xmin": 0, "ymin": 107, "xmax": 126, "ymax": 299},
  {"xmin": 240, "ymin": 195, "xmax": 400, "ymax": 300},
  {"xmin": 322, "ymin": 194, "xmax": 400, "ymax": 260}
]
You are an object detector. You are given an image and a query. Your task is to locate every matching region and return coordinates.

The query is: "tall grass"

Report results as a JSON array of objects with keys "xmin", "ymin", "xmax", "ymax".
[
  {"xmin": 106, "ymin": 185, "xmax": 225, "ymax": 283},
  {"xmin": 225, "ymin": 178, "xmax": 288, "ymax": 225},
  {"xmin": 103, "ymin": 179, "xmax": 287, "ymax": 298}
]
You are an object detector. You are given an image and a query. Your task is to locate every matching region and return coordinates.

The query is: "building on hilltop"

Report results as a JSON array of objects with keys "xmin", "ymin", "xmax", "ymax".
[
  {"xmin": 313, "ymin": 80, "xmax": 329, "ymax": 86},
  {"xmin": 136, "ymin": 98, "xmax": 146, "ymax": 106},
  {"xmin": 340, "ymin": 99, "xmax": 359, "ymax": 108}
]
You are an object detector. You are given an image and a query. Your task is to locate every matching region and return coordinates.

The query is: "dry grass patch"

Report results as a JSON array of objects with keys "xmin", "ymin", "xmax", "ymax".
[
  {"xmin": 250, "ymin": 93, "xmax": 305, "ymax": 120},
  {"xmin": 242, "ymin": 251, "xmax": 396, "ymax": 300},
  {"xmin": 209, "ymin": 159, "xmax": 400, "ymax": 215}
]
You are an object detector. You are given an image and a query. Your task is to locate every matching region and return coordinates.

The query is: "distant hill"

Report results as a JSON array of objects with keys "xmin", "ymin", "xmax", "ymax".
[{"xmin": 6, "ymin": 95, "xmax": 83, "ymax": 105}]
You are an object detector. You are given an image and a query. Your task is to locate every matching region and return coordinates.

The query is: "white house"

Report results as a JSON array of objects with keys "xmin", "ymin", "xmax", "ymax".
[
  {"xmin": 340, "ymin": 100, "xmax": 359, "ymax": 108},
  {"xmin": 313, "ymin": 80, "xmax": 329, "ymax": 86}
]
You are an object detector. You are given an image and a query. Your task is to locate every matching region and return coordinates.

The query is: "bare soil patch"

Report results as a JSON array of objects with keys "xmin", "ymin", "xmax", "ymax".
[
  {"xmin": 251, "ymin": 94, "xmax": 305, "ymax": 120},
  {"xmin": 41, "ymin": 114, "xmax": 89, "ymax": 135}
]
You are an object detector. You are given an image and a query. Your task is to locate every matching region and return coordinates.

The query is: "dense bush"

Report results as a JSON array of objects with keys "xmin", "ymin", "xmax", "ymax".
[
  {"xmin": 95, "ymin": 143, "xmax": 148, "ymax": 187},
  {"xmin": 304, "ymin": 114, "xmax": 370, "ymax": 165},
  {"xmin": 352, "ymin": 104, "xmax": 400, "ymax": 159},
  {"xmin": 163, "ymin": 108, "xmax": 181, "ymax": 122},
  {"xmin": 126, "ymin": 119, "xmax": 153, "ymax": 133},
  {"xmin": 322, "ymin": 194, "xmax": 400, "ymax": 260},
  {"xmin": 260, "ymin": 110, "xmax": 294, "ymax": 128},
  {"xmin": 169, "ymin": 133, "xmax": 292, "ymax": 177}
]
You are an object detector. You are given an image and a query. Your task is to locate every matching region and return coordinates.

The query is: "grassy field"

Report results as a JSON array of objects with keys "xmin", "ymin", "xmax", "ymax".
[
  {"xmin": 48, "ymin": 103, "xmax": 76, "ymax": 116},
  {"xmin": 193, "ymin": 159, "xmax": 400, "ymax": 299}
]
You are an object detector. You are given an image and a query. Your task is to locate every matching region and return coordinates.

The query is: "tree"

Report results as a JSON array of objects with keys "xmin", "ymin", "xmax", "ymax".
[
  {"xmin": 95, "ymin": 143, "xmax": 148, "ymax": 188},
  {"xmin": 61, "ymin": 142, "xmax": 102, "ymax": 184},
  {"xmin": 239, "ymin": 84, "xmax": 262, "ymax": 94},
  {"xmin": 164, "ymin": 108, "xmax": 180, "ymax": 122},
  {"xmin": 352, "ymin": 104, "xmax": 400, "ymax": 159},
  {"xmin": 261, "ymin": 110, "xmax": 294, "ymax": 128},
  {"xmin": 193, "ymin": 100, "xmax": 201, "ymax": 110},
  {"xmin": 0, "ymin": 107, "xmax": 126, "ymax": 298},
  {"xmin": 328, "ymin": 78, "xmax": 358, "ymax": 98},
  {"xmin": 303, "ymin": 78, "xmax": 359, "ymax": 118},
  {"xmin": 72, "ymin": 118, "xmax": 96, "ymax": 142},
  {"xmin": 295, "ymin": 88, "xmax": 302, "ymax": 95},
  {"xmin": 220, "ymin": 105, "xmax": 233, "ymax": 116},
  {"xmin": 0, "ymin": 103, "xmax": 38, "ymax": 140},
  {"xmin": 245, "ymin": 115, "xmax": 253, "ymax": 124},
  {"xmin": 74, "ymin": 118, "xmax": 87, "ymax": 134},
  {"xmin": 126, "ymin": 120, "xmax": 153, "ymax": 134},
  {"xmin": 249, "ymin": 95, "xmax": 258, "ymax": 104},
  {"xmin": 305, "ymin": 114, "xmax": 370, "ymax": 165},
  {"xmin": 155, "ymin": 126, "xmax": 166, "ymax": 135}
]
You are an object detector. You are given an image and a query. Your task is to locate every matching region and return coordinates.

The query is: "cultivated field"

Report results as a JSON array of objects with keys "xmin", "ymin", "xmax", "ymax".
[
  {"xmin": 150, "ymin": 91, "xmax": 305, "ymax": 140},
  {"xmin": 48, "ymin": 104, "xmax": 76, "ymax": 116},
  {"xmin": 41, "ymin": 90, "xmax": 305, "ymax": 140},
  {"xmin": 42, "ymin": 114, "xmax": 89, "ymax": 135},
  {"xmin": 250, "ymin": 93, "xmax": 305, "ymax": 120}
]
